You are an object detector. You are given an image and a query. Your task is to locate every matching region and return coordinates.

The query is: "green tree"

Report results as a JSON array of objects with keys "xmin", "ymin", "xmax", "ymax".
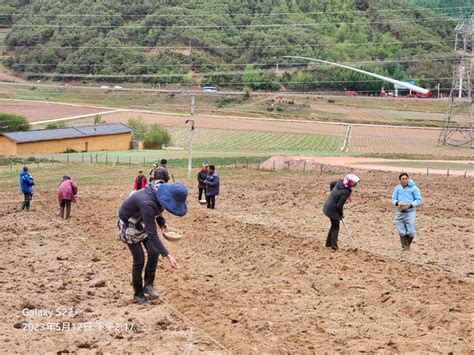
[
  {"xmin": 0, "ymin": 113, "xmax": 30, "ymax": 132},
  {"xmin": 127, "ymin": 116, "xmax": 147, "ymax": 141},
  {"xmin": 242, "ymin": 64, "xmax": 261, "ymax": 90},
  {"xmin": 143, "ymin": 124, "xmax": 171, "ymax": 149}
]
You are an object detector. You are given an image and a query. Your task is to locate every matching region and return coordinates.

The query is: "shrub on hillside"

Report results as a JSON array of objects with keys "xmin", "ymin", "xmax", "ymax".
[
  {"xmin": 0, "ymin": 113, "xmax": 30, "ymax": 132},
  {"xmin": 94, "ymin": 114, "xmax": 106, "ymax": 124},
  {"xmin": 45, "ymin": 122, "xmax": 66, "ymax": 129},
  {"xmin": 143, "ymin": 124, "xmax": 171, "ymax": 149}
]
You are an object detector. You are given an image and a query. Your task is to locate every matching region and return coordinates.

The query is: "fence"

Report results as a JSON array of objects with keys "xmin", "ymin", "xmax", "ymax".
[{"xmin": 0, "ymin": 154, "xmax": 270, "ymax": 171}]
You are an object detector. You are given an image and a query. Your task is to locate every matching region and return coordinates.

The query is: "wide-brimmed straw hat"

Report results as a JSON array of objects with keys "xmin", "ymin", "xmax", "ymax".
[{"xmin": 156, "ymin": 183, "xmax": 188, "ymax": 216}]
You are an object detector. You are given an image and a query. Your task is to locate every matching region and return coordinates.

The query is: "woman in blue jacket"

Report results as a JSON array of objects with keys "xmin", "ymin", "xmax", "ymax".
[
  {"xmin": 19, "ymin": 166, "xmax": 35, "ymax": 211},
  {"xmin": 391, "ymin": 173, "xmax": 422, "ymax": 251}
]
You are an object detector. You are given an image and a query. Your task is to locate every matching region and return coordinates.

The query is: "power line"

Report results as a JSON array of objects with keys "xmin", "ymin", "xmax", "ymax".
[
  {"xmin": 2, "ymin": 6, "xmax": 472, "ymax": 18},
  {"xmin": 4, "ymin": 57, "xmax": 461, "ymax": 77},
  {"xmin": 0, "ymin": 76, "xmax": 455, "ymax": 87},
  {"xmin": 9, "ymin": 17, "xmax": 459, "ymax": 29},
  {"xmin": 1, "ymin": 40, "xmax": 454, "ymax": 51},
  {"xmin": 6, "ymin": 54, "xmax": 459, "ymax": 69}
]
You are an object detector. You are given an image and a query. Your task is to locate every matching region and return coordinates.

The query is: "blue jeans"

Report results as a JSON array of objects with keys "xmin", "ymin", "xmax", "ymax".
[{"xmin": 395, "ymin": 209, "xmax": 416, "ymax": 237}]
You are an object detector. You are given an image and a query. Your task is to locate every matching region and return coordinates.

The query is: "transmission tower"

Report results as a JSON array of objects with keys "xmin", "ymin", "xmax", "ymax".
[{"xmin": 438, "ymin": 14, "xmax": 473, "ymax": 148}]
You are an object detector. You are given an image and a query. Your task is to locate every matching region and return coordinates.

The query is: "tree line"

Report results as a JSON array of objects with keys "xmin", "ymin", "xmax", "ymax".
[{"xmin": 0, "ymin": 0, "xmax": 458, "ymax": 93}]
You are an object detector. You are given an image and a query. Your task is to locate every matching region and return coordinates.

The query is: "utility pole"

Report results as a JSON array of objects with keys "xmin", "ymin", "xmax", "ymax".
[
  {"xmin": 438, "ymin": 14, "xmax": 473, "ymax": 148},
  {"xmin": 186, "ymin": 95, "xmax": 195, "ymax": 180},
  {"xmin": 437, "ymin": 83, "xmax": 440, "ymax": 99}
]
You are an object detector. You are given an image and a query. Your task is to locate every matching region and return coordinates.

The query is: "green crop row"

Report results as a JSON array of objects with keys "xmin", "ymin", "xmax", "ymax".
[{"xmin": 167, "ymin": 128, "xmax": 341, "ymax": 152}]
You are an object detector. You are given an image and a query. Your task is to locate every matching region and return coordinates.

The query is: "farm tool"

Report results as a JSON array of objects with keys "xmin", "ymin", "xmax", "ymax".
[{"xmin": 341, "ymin": 219, "xmax": 357, "ymax": 248}]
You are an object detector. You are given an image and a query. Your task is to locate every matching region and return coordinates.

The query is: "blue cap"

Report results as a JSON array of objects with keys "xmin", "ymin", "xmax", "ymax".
[{"xmin": 156, "ymin": 183, "xmax": 188, "ymax": 217}]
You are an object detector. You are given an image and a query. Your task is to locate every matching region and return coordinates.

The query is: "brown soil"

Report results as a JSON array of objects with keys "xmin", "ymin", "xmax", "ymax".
[
  {"xmin": 0, "ymin": 100, "xmax": 108, "ymax": 122},
  {"xmin": 261, "ymin": 156, "xmax": 474, "ymax": 177},
  {"xmin": 0, "ymin": 72, "xmax": 26, "ymax": 83},
  {"xmin": 0, "ymin": 99, "xmax": 472, "ymax": 157},
  {"xmin": 0, "ymin": 170, "xmax": 472, "ymax": 352}
]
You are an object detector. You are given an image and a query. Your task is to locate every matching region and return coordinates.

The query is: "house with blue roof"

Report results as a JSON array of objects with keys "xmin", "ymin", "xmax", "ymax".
[{"xmin": 0, "ymin": 123, "xmax": 132, "ymax": 155}]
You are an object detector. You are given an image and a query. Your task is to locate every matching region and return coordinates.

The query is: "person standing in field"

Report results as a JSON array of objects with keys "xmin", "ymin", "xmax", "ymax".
[
  {"xmin": 117, "ymin": 181, "xmax": 188, "ymax": 304},
  {"xmin": 58, "ymin": 176, "xmax": 78, "ymax": 219},
  {"xmin": 149, "ymin": 163, "xmax": 157, "ymax": 182},
  {"xmin": 19, "ymin": 166, "xmax": 35, "ymax": 211},
  {"xmin": 205, "ymin": 165, "xmax": 220, "ymax": 209},
  {"xmin": 197, "ymin": 163, "xmax": 208, "ymax": 202},
  {"xmin": 391, "ymin": 173, "xmax": 422, "ymax": 251},
  {"xmin": 322, "ymin": 174, "xmax": 360, "ymax": 250},
  {"xmin": 134, "ymin": 170, "xmax": 148, "ymax": 191},
  {"xmin": 153, "ymin": 159, "xmax": 170, "ymax": 183}
]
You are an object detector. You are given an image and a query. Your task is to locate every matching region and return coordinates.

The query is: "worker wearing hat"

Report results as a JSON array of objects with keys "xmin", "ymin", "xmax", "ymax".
[
  {"xmin": 323, "ymin": 174, "xmax": 360, "ymax": 250},
  {"xmin": 118, "ymin": 181, "xmax": 188, "ymax": 304}
]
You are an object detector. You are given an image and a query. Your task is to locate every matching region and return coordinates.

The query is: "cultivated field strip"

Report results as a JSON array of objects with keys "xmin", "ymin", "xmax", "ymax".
[{"xmin": 167, "ymin": 127, "xmax": 341, "ymax": 152}]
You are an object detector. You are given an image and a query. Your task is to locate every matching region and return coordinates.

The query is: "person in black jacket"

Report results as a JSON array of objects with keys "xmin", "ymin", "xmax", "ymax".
[
  {"xmin": 118, "ymin": 181, "xmax": 187, "ymax": 304},
  {"xmin": 197, "ymin": 163, "xmax": 208, "ymax": 202},
  {"xmin": 323, "ymin": 174, "xmax": 360, "ymax": 250},
  {"xmin": 153, "ymin": 159, "xmax": 170, "ymax": 183}
]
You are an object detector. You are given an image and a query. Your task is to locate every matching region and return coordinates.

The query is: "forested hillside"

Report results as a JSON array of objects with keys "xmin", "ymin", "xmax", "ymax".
[
  {"xmin": 0, "ymin": 0, "xmax": 461, "ymax": 93},
  {"xmin": 408, "ymin": 0, "xmax": 473, "ymax": 18}
]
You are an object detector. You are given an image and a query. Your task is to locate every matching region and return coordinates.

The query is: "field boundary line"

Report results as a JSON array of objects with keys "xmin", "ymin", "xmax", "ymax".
[
  {"xmin": 0, "ymin": 97, "xmax": 112, "ymax": 109},
  {"xmin": 30, "ymin": 110, "xmax": 122, "ymax": 125}
]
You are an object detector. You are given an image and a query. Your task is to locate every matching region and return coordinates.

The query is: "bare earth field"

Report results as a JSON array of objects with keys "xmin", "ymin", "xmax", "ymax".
[
  {"xmin": 0, "ymin": 100, "xmax": 109, "ymax": 121},
  {"xmin": 262, "ymin": 156, "xmax": 474, "ymax": 177},
  {"xmin": 1, "ymin": 99, "xmax": 472, "ymax": 158},
  {"xmin": 0, "ymin": 168, "xmax": 472, "ymax": 352}
]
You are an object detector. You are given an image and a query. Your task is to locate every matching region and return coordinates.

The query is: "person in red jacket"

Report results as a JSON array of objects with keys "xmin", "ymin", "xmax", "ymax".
[
  {"xmin": 58, "ymin": 176, "xmax": 78, "ymax": 219},
  {"xmin": 134, "ymin": 170, "xmax": 148, "ymax": 190}
]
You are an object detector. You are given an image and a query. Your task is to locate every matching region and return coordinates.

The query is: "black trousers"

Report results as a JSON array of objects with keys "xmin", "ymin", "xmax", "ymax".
[
  {"xmin": 325, "ymin": 217, "xmax": 340, "ymax": 249},
  {"xmin": 127, "ymin": 236, "xmax": 160, "ymax": 296},
  {"xmin": 21, "ymin": 193, "xmax": 32, "ymax": 211},
  {"xmin": 59, "ymin": 199, "xmax": 72, "ymax": 219},
  {"xmin": 206, "ymin": 195, "xmax": 216, "ymax": 209},
  {"xmin": 198, "ymin": 187, "xmax": 206, "ymax": 201}
]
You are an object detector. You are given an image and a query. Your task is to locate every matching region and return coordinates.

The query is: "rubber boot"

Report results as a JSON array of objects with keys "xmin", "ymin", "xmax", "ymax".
[
  {"xmin": 407, "ymin": 236, "xmax": 414, "ymax": 250},
  {"xmin": 21, "ymin": 200, "xmax": 27, "ymax": 211},
  {"xmin": 25, "ymin": 200, "xmax": 30, "ymax": 211},
  {"xmin": 143, "ymin": 270, "xmax": 160, "ymax": 300},
  {"xmin": 400, "ymin": 235, "xmax": 409, "ymax": 251},
  {"xmin": 132, "ymin": 278, "xmax": 150, "ymax": 305},
  {"xmin": 59, "ymin": 204, "xmax": 65, "ymax": 218}
]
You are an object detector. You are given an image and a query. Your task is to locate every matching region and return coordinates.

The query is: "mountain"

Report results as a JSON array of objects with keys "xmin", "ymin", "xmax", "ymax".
[{"xmin": 0, "ymin": 0, "xmax": 459, "ymax": 93}]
